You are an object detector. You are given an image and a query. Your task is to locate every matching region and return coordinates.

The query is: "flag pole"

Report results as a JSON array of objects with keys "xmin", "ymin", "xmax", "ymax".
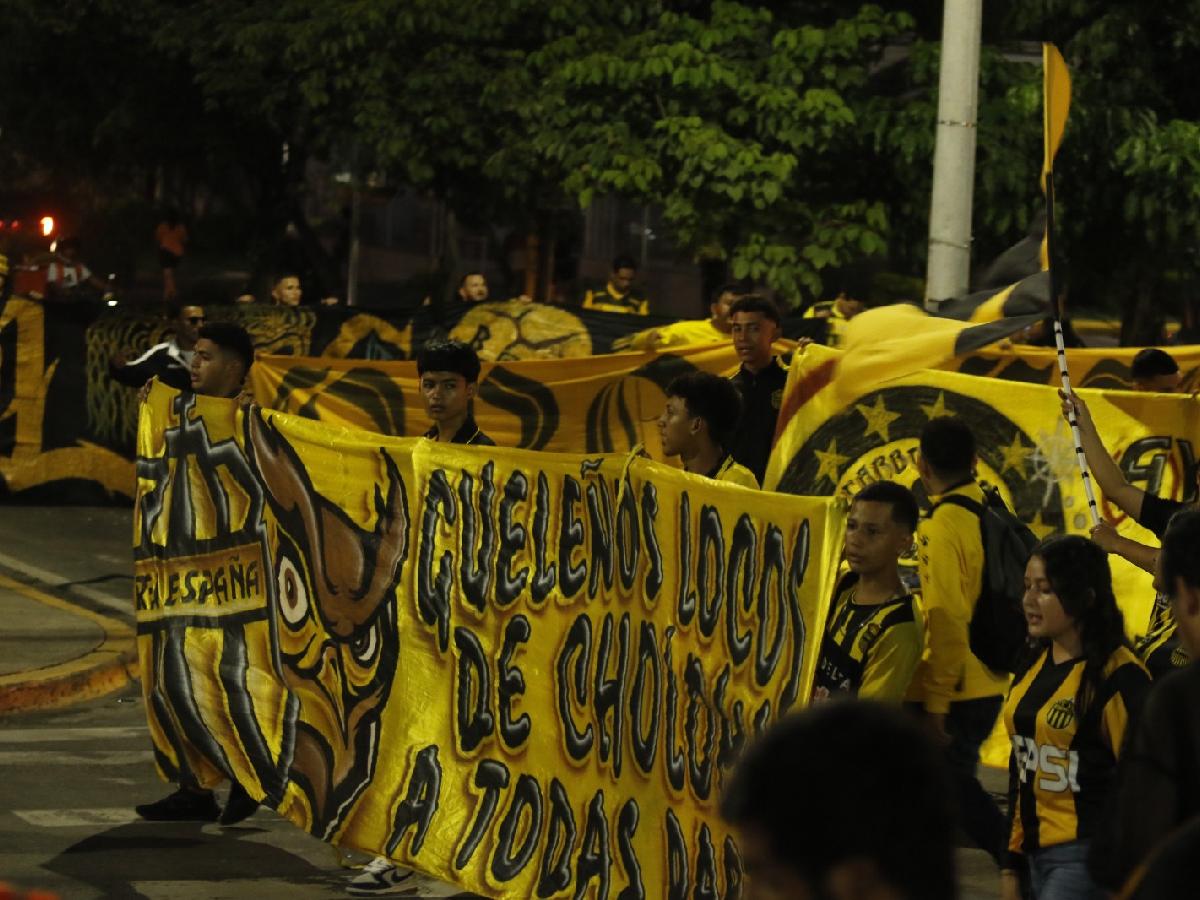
[{"xmin": 1044, "ymin": 168, "xmax": 1101, "ymax": 528}]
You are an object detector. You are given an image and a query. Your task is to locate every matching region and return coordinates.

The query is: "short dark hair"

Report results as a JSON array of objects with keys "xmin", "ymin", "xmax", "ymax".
[
  {"xmin": 612, "ymin": 254, "xmax": 638, "ymax": 273},
  {"xmin": 198, "ymin": 322, "xmax": 254, "ymax": 375},
  {"xmin": 721, "ymin": 702, "xmax": 956, "ymax": 900},
  {"xmin": 458, "ymin": 271, "xmax": 486, "ymax": 288},
  {"xmin": 1162, "ymin": 509, "xmax": 1200, "ymax": 594},
  {"xmin": 855, "ymin": 481, "xmax": 919, "ymax": 532},
  {"xmin": 1131, "ymin": 348, "xmax": 1180, "ymax": 380},
  {"xmin": 417, "ymin": 339, "xmax": 482, "ymax": 383},
  {"xmin": 711, "ymin": 282, "xmax": 745, "ymax": 303},
  {"xmin": 728, "ymin": 293, "xmax": 781, "ymax": 325},
  {"xmin": 666, "ymin": 372, "xmax": 743, "ymax": 448},
  {"xmin": 919, "ymin": 417, "xmax": 975, "ymax": 481}
]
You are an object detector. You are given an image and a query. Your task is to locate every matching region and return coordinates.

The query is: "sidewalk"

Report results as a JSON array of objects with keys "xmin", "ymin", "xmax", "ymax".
[{"xmin": 0, "ymin": 506, "xmax": 138, "ymax": 715}]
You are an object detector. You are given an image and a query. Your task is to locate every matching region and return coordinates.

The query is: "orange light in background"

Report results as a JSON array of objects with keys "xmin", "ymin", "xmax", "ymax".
[{"xmin": 40, "ymin": 216, "xmax": 55, "ymax": 237}]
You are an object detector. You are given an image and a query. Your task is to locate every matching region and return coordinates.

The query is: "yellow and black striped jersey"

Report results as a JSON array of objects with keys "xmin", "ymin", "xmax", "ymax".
[
  {"xmin": 1005, "ymin": 646, "xmax": 1150, "ymax": 858},
  {"xmin": 812, "ymin": 573, "xmax": 923, "ymax": 702},
  {"xmin": 1135, "ymin": 595, "xmax": 1190, "ymax": 679},
  {"xmin": 582, "ymin": 282, "xmax": 649, "ymax": 316}
]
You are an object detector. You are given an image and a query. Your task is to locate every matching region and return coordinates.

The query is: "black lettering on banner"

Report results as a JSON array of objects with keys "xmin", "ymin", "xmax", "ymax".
[
  {"xmin": 559, "ymin": 475, "xmax": 587, "ymax": 599},
  {"xmin": 182, "ymin": 571, "xmax": 197, "ymax": 604},
  {"xmin": 385, "ymin": 745, "xmax": 442, "ymax": 857},
  {"xmin": 418, "ymin": 469, "xmax": 457, "ymax": 650},
  {"xmin": 491, "ymin": 773, "xmax": 544, "ymax": 883},
  {"xmin": 1179, "ymin": 439, "xmax": 1198, "ymax": 503},
  {"xmin": 616, "ymin": 477, "xmax": 641, "ymax": 591},
  {"xmin": 230, "ymin": 562, "xmax": 246, "ymax": 599},
  {"xmin": 496, "ymin": 471, "xmax": 530, "ymax": 607},
  {"xmin": 537, "ymin": 778, "xmax": 577, "ymax": 897},
  {"xmin": 694, "ymin": 824, "xmax": 719, "ymax": 900},
  {"xmin": 455, "ymin": 627, "xmax": 495, "ymax": 753},
  {"xmin": 531, "ymin": 472, "xmax": 558, "ymax": 605},
  {"xmin": 557, "ymin": 614, "xmax": 594, "ymax": 760},
  {"xmin": 630, "ymin": 621, "xmax": 661, "ymax": 775},
  {"xmin": 697, "ymin": 505, "xmax": 725, "ymax": 638},
  {"xmin": 574, "ymin": 791, "xmax": 611, "ymax": 900},
  {"xmin": 455, "ymin": 759, "xmax": 510, "ymax": 871},
  {"xmin": 781, "ymin": 521, "xmax": 811, "ymax": 712},
  {"xmin": 615, "ymin": 799, "xmax": 645, "ymax": 900},
  {"xmin": 459, "ymin": 464, "xmax": 496, "ymax": 613},
  {"xmin": 755, "ymin": 524, "xmax": 788, "ymax": 687},
  {"xmin": 753, "ymin": 700, "xmax": 772, "ymax": 737},
  {"xmin": 725, "ymin": 514, "xmax": 757, "ymax": 666},
  {"xmin": 676, "ymin": 493, "xmax": 696, "ymax": 626},
  {"xmin": 715, "ymin": 666, "xmax": 746, "ymax": 770},
  {"xmin": 1120, "ymin": 436, "xmax": 1173, "ymax": 497},
  {"xmin": 641, "ymin": 482, "xmax": 664, "ymax": 600},
  {"xmin": 665, "ymin": 808, "xmax": 690, "ymax": 900},
  {"xmin": 723, "ymin": 836, "xmax": 744, "ymax": 900},
  {"xmin": 662, "ymin": 627, "xmax": 686, "ymax": 792},
  {"xmin": 586, "ymin": 476, "xmax": 616, "ymax": 598},
  {"xmin": 499, "ymin": 615, "xmax": 532, "ymax": 749},
  {"xmin": 594, "ymin": 612, "xmax": 630, "ymax": 777},
  {"xmin": 685, "ymin": 655, "xmax": 716, "ymax": 800}
]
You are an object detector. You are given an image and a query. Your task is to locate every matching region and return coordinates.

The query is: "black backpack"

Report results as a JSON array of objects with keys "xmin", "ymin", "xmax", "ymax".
[{"xmin": 934, "ymin": 486, "xmax": 1038, "ymax": 674}]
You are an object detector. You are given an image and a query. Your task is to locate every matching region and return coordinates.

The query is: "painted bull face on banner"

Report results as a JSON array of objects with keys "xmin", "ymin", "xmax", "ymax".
[{"xmin": 245, "ymin": 407, "xmax": 410, "ymax": 839}]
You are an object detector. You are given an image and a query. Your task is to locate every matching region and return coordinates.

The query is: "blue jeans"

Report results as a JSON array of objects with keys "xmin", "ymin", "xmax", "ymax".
[{"xmin": 1029, "ymin": 841, "xmax": 1105, "ymax": 900}]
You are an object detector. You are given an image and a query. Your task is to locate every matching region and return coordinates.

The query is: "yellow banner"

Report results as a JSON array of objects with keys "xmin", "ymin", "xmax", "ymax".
[
  {"xmin": 948, "ymin": 342, "xmax": 1200, "ymax": 391},
  {"xmin": 134, "ymin": 383, "xmax": 843, "ymax": 897},
  {"xmin": 248, "ymin": 343, "xmax": 770, "ymax": 457},
  {"xmin": 768, "ymin": 344, "xmax": 1199, "ymax": 634}
]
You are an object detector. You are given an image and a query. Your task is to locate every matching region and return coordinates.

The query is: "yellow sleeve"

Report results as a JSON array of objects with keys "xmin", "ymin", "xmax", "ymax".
[
  {"xmin": 635, "ymin": 297, "xmax": 649, "ymax": 315},
  {"xmin": 717, "ymin": 464, "xmax": 760, "ymax": 490},
  {"xmin": 858, "ymin": 620, "xmax": 924, "ymax": 702},
  {"xmin": 1100, "ymin": 662, "xmax": 1151, "ymax": 756},
  {"xmin": 582, "ymin": 290, "xmax": 597, "ymax": 310},
  {"xmin": 916, "ymin": 508, "xmax": 978, "ymax": 714}
]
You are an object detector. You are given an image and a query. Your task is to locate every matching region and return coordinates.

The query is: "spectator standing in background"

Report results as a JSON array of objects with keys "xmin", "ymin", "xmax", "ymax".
[{"xmin": 155, "ymin": 208, "xmax": 188, "ymax": 301}]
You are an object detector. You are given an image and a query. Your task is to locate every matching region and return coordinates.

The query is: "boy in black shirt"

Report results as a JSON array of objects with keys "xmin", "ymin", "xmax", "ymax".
[
  {"xmin": 416, "ymin": 339, "xmax": 495, "ymax": 446},
  {"xmin": 728, "ymin": 294, "xmax": 788, "ymax": 485}
]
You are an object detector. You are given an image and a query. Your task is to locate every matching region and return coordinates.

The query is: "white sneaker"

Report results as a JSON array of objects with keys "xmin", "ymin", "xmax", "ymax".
[{"xmin": 346, "ymin": 856, "xmax": 415, "ymax": 895}]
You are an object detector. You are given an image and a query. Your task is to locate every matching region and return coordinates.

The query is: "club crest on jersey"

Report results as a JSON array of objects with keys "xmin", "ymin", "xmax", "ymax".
[
  {"xmin": 1046, "ymin": 698, "xmax": 1075, "ymax": 731},
  {"xmin": 858, "ymin": 621, "xmax": 882, "ymax": 652}
]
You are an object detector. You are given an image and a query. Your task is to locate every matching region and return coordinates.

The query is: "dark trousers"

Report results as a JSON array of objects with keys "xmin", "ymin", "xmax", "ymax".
[{"xmin": 945, "ymin": 694, "xmax": 1008, "ymax": 865}]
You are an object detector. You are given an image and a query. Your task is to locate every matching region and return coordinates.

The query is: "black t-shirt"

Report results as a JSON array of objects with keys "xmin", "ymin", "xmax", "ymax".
[
  {"xmin": 1091, "ymin": 662, "xmax": 1200, "ymax": 890},
  {"xmin": 1137, "ymin": 494, "xmax": 1187, "ymax": 540},
  {"xmin": 728, "ymin": 357, "xmax": 788, "ymax": 485}
]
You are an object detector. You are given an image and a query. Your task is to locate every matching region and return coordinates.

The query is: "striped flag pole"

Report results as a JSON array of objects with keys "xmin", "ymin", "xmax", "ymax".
[{"xmin": 1044, "ymin": 171, "xmax": 1101, "ymax": 527}]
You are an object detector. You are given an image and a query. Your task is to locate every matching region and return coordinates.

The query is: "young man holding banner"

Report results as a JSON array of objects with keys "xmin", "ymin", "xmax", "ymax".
[
  {"xmin": 912, "ymin": 417, "xmax": 1009, "ymax": 865},
  {"xmin": 657, "ymin": 371, "xmax": 759, "ymax": 488},
  {"xmin": 728, "ymin": 294, "xmax": 788, "ymax": 486},
  {"xmin": 416, "ymin": 339, "xmax": 495, "ymax": 446},
  {"xmin": 812, "ymin": 481, "xmax": 923, "ymax": 702},
  {"xmin": 134, "ymin": 321, "xmax": 259, "ymax": 825},
  {"xmin": 349, "ymin": 338, "xmax": 495, "ymax": 896}
]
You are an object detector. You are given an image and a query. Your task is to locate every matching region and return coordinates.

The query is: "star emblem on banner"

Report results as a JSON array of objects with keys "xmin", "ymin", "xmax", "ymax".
[
  {"xmin": 855, "ymin": 395, "xmax": 901, "ymax": 443},
  {"xmin": 1028, "ymin": 509, "xmax": 1057, "ymax": 540},
  {"xmin": 814, "ymin": 439, "xmax": 850, "ymax": 488},
  {"xmin": 999, "ymin": 433, "xmax": 1030, "ymax": 475},
  {"xmin": 920, "ymin": 391, "xmax": 951, "ymax": 421}
]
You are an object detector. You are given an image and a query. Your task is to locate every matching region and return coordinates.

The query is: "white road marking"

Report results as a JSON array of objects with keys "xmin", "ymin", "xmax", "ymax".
[
  {"xmin": 0, "ymin": 726, "xmax": 146, "ymax": 744},
  {"xmin": 14, "ymin": 808, "xmax": 140, "ymax": 827},
  {"xmin": 0, "ymin": 750, "xmax": 151, "ymax": 766}
]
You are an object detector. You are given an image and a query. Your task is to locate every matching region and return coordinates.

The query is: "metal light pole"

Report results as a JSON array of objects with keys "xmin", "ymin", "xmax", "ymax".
[{"xmin": 924, "ymin": 0, "xmax": 983, "ymax": 309}]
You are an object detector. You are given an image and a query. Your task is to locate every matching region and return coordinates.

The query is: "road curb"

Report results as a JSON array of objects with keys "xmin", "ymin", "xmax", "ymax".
[{"xmin": 0, "ymin": 573, "xmax": 140, "ymax": 716}]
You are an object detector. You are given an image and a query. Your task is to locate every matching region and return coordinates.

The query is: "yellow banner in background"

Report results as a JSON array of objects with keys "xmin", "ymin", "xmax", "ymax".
[
  {"xmin": 948, "ymin": 342, "xmax": 1200, "ymax": 391},
  {"xmin": 769, "ymin": 344, "xmax": 1199, "ymax": 635},
  {"xmin": 135, "ymin": 383, "xmax": 843, "ymax": 897},
  {"xmin": 248, "ymin": 342, "xmax": 778, "ymax": 458}
]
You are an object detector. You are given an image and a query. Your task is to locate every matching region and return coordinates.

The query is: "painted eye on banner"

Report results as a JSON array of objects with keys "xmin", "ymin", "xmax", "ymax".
[
  {"xmin": 349, "ymin": 620, "xmax": 379, "ymax": 667},
  {"xmin": 277, "ymin": 556, "xmax": 309, "ymax": 627}
]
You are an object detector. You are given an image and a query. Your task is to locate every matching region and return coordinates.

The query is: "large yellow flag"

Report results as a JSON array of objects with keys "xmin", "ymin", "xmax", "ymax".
[{"xmin": 1041, "ymin": 43, "xmax": 1071, "ymax": 268}]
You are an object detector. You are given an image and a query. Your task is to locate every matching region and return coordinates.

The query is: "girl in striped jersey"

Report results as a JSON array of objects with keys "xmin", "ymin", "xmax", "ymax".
[{"xmin": 1000, "ymin": 536, "xmax": 1151, "ymax": 900}]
